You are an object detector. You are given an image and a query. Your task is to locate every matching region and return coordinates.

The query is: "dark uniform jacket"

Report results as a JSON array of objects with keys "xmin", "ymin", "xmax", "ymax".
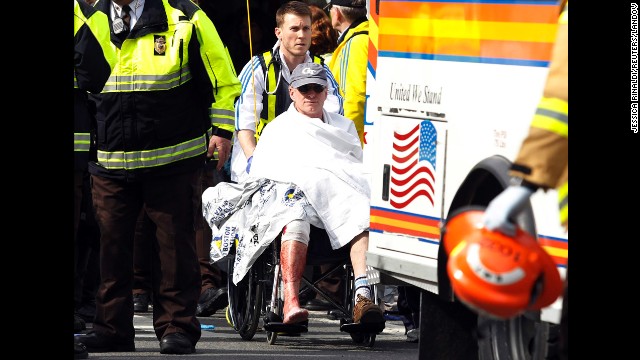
[
  {"xmin": 74, "ymin": 0, "xmax": 117, "ymax": 171},
  {"xmin": 89, "ymin": 0, "xmax": 241, "ymax": 180}
]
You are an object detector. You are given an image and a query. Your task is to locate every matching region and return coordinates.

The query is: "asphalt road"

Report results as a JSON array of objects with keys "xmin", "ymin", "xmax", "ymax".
[{"xmin": 77, "ymin": 307, "xmax": 420, "ymax": 360}]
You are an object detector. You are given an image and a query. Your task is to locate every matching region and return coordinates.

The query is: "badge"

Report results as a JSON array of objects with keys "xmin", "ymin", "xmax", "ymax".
[{"xmin": 154, "ymin": 35, "xmax": 166, "ymax": 55}]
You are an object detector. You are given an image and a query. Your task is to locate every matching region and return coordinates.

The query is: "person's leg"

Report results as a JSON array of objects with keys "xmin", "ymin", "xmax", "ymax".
[
  {"xmin": 83, "ymin": 175, "xmax": 140, "ymax": 348},
  {"xmin": 349, "ymin": 231, "xmax": 384, "ymax": 325},
  {"xmin": 132, "ymin": 209, "xmax": 154, "ymax": 313},
  {"xmin": 194, "ymin": 164, "xmax": 229, "ymax": 316},
  {"xmin": 74, "ymin": 171, "xmax": 87, "ymax": 331},
  {"xmin": 397, "ymin": 286, "xmax": 416, "ymax": 332},
  {"xmin": 349, "ymin": 231, "xmax": 370, "ymax": 298},
  {"xmin": 76, "ymin": 172, "xmax": 102, "ymax": 324},
  {"xmin": 280, "ymin": 220, "xmax": 311, "ymax": 324},
  {"xmin": 144, "ymin": 169, "xmax": 201, "ymax": 347}
]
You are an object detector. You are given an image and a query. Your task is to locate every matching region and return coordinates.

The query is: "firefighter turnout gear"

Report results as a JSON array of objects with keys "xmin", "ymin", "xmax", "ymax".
[{"xmin": 508, "ymin": 2, "xmax": 568, "ymax": 227}]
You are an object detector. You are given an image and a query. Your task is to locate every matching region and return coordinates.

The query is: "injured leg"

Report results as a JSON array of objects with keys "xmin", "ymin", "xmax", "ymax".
[{"xmin": 280, "ymin": 221, "xmax": 310, "ymax": 324}]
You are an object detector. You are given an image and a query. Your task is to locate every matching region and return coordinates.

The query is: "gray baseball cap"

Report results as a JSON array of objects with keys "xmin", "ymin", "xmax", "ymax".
[{"xmin": 290, "ymin": 63, "xmax": 328, "ymax": 89}]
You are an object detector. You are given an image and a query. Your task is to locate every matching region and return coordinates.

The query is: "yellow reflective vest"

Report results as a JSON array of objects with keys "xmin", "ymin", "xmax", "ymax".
[
  {"xmin": 89, "ymin": 0, "xmax": 241, "ymax": 179},
  {"xmin": 328, "ymin": 17, "xmax": 369, "ymax": 146},
  {"xmin": 254, "ymin": 49, "xmax": 325, "ymax": 141}
]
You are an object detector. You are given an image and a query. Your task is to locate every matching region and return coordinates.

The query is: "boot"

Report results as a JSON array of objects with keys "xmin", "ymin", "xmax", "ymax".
[{"xmin": 280, "ymin": 239, "xmax": 309, "ymax": 324}]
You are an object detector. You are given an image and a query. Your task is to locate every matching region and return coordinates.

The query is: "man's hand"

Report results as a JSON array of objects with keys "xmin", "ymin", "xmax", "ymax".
[
  {"xmin": 208, "ymin": 135, "xmax": 231, "ymax": 171},
  {"xmin": 483, "ymin": 186, "xmax": 535, "ymax": 237}
]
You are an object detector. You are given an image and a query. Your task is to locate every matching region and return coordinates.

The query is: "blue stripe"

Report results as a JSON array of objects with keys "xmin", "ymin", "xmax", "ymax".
[
  {"xmin": 378, "ymin": 51, "xmax": 550, "ymax": 67},
  {"xmin": 367, "ymin": 61, "xmax": 376, "ymax": 79},
  {"xmin": 323, "ymin": 63, "xmax": 344, "ymax": 115},
  {"xmin": 539, "ymin": 234, "xmax": 569, "ymax": 243},
  {"xmin": 235, "ymin": 57, "xmax": 261, "ymax": 128}
]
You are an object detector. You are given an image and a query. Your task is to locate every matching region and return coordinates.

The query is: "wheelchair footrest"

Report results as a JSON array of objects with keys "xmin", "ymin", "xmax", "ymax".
[
  {"xmin": 340, "ymin": 322, "xmax": 385, "ymax": 334},
  {"xmin": 263, "ymin": 321, "xmax": 309, "ymax": 334}
]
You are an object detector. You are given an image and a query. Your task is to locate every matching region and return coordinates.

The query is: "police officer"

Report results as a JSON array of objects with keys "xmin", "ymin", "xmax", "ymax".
[{"xmin": 74, "ymin": 0, "xmax": 241, "ymax": 355}]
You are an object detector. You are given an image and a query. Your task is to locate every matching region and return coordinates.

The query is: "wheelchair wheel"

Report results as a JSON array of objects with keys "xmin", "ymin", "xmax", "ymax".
[
  {"xmin": 264, "ymin": 242, "xmax": 282, "ymax": 345},
  {"xmin": 266, "ymin": 328, "xmax": 278, "ymax": 345},
  {"xmin": 227, "ymin": 254, "xmax": 263, "ymax": 341}
]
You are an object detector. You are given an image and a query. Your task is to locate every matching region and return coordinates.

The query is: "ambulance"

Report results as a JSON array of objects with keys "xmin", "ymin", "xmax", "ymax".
[{"xmin": 362, "ymin": 1, "xmax": 567, "ymax": 358}]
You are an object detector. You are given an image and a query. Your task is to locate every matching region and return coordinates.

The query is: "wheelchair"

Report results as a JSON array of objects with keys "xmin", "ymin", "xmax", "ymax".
[{"xmin": 225, "ymin": 225, "xmax": 384, "ymax": 347}]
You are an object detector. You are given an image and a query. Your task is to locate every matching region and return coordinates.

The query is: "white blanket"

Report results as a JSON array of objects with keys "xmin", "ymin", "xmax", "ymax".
[{"xmin": 202, "ymin": 105, "xmax": 370, "ymax": 284}]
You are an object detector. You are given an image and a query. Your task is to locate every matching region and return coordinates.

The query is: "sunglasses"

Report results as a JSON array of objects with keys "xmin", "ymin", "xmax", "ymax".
[{"xmin": 297, "ymin": 84, "xmax": 326, "ymax": 94}]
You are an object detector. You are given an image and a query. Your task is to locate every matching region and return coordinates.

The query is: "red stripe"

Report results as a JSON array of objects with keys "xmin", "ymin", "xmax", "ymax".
[
  {"xmin": 370, "ymin": 208, "xmax": 440, "ymax": 227},
  {"xmin": 371, "ymin": 222, "xmax": 440, "ymax": 239}
]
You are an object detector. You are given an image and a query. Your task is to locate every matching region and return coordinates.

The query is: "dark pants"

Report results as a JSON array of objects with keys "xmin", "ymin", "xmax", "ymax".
[
  {"xmin": 132, "ymin": 210, "xmax": 155, "ymax": 297},
  {"xmin": 74, "ymin": 171, "xmax": 101, "ymax": 309},
  {"xmin": 90, "ymin": 169, "xmax": 202, "ymax": 344},
  {"xmin": 397, "ymin": 285, "xmax": 421, "ymax": 330},
  {"xmin": 133, "ymin": 163, "xmax": 228, "ymax": 298}
]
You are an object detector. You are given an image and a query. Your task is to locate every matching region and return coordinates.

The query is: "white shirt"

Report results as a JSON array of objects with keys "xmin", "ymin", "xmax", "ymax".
[{"xmin": 110, "ymin": 0, "xmax": 145, "ymax": 29}]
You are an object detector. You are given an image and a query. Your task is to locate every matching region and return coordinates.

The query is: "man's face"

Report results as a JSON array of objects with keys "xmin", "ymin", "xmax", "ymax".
[
  {"xmin": 275, "ymin": 13, "xmax": 312, "ymax": 59},
  {"xmin": 289, "ymin": 83, "xmax": 327, "ymax": 119}
]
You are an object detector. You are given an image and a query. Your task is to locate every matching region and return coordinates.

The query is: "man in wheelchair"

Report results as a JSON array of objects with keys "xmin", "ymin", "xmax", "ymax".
[{"xmin": 202, "ymin": 63, "xmax": 384, "ymax": 329}]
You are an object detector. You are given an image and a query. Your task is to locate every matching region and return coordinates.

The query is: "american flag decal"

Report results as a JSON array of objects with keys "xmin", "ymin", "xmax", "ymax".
[{"xmin": 390, "ymin": 121, "xmax": 436, "ymax": 209}]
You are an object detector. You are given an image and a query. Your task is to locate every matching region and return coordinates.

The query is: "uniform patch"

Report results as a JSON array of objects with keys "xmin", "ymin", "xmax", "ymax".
[{"xmin": 154, "ymin": 35, "xmax": 166, "ymax": 55}]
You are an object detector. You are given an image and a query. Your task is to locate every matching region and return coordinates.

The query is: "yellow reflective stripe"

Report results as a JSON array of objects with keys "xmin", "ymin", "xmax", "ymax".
[
  {"xmin": 102, "ymin": 66, "xmax": 192, "ymax": 92},
  {"xmin": 255, "ymin": 117, "xmax": 268, "ymax": 141},
  {"xmin": 209, "ymin": 108, "xmax": 235, "ymax": 127},
  {"xmin": 74, "ymin": 132, "xmax": 91, "ymax": 152},
  {"xmin": 96, "ymin": 134, "xmax": 207, "ymax": 170},
  {"xmin": 558, "ymin": 181, "xmax": 567, "ymax": 224},
  {"xmin": 265, "ymin": 52, "xmax": 277, "ymax": 123},
  {"xmin": 531, "ymin": 97, "xmax": 568, "ymax": 137}
]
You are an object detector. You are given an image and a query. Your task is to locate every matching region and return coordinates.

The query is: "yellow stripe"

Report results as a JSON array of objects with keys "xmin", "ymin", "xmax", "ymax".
[
  {"xmin": 379, "ymin": 18, "xmax": 558, "ymax": 43},
  {"xmin": 531, "ymin": 98, "xmax": 568, "ymax": 137},
  {"xmin": 371, "ymin": 215, "xmax": 440, "ymax": 235},
  {"xmin": 531, "ymin": 114, "xmax": 567, "ymax": 137},
  {"xmin": 558, "ymin": 182, "xmax": 568, "ymax": 200},
  {"xmin": 542, "ymin": 245, "xmax": 567, "ymax": 259},
  {"xmin": 539, "ymin": 97, "xmax": 568, "ymax": 115},
  {"xmin": 559, "ymin": 205, "xmax": 568, "ymax": 225},
  {"xmin": 369, "ymin": 17, "xmax": 379, "ymax": 49},
  {"xmin": 558, "ymin": 182, "xmax": 568, "ymax": 224}
]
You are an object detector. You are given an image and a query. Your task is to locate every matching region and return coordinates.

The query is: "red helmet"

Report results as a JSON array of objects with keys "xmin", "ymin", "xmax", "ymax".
[{"xmin": 442, "ymin": 207, "xmax": 563, "ymax": 319}]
